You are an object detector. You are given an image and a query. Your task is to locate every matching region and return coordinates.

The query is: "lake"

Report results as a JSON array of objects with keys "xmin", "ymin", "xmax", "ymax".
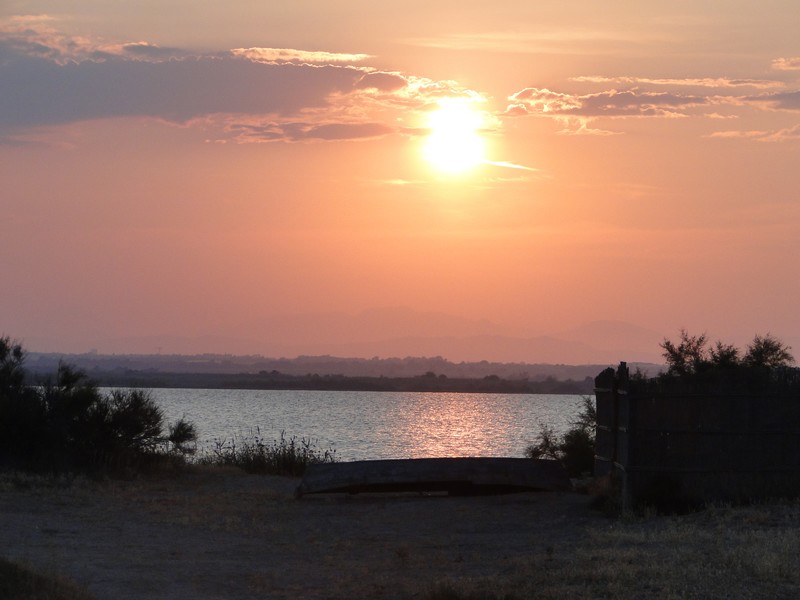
[{"xmin": 143, "ymin": 388, "xmax": 590, "ymax": 462}]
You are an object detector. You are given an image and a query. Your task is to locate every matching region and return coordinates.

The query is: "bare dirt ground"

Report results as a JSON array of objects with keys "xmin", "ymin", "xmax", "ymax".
[{"xmin": 0, "ymin": 467, "xmax": 599, "ymax": 599}]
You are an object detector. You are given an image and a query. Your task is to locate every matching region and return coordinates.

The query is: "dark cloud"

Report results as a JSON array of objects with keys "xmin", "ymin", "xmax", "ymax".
[
  {"xmin": 0, "ymin": 46, "xmax": 366, "ymax": 134},
  {"xmin": 0, "ymin": 22, "xmax": 486, "ymax": 142},
  {"xmin": 291, "ymin": 122, "xmax": 394, "ymax": 141},
  {"xmin": 753, "ymin": 90, "xmax": 800, "ymax": 111},
  {"xmin": 355, "ymin": 71, "xmax": 408, "ymax": 92}
]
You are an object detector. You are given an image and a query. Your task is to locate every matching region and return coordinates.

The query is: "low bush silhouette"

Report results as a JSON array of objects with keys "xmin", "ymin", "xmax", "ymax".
[
  {"xmin": 525, "ymin": 396, "xmax": 596, "ymax": 478},
  {"xmin": 660, "ymin": 330, "xmax": 793, "ymax": 375},
  {"xmin": 642, "ymin": 330, "xmax": 797, "ymax": 394},
  {"xmin": 0, "ymin": 336, "xmax": 196, "ymax": 475}
]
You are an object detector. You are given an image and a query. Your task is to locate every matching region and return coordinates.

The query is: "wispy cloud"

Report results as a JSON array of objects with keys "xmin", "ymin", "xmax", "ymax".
[
  {"xmin": 372, "ymin": 178, "xmax": 428, "ymax": 187},
  {"xmin": 231, "ymin": 47, "xmax": 371, "ymax": 64},
  {"xmin": 571, "ymin": 75, "xmax": 783, "ymax": 89},
  {"xmin": 505, "ymin": 87, "xmax": 712, "ymax": 119},
  {"xmin": 0, "ymin": 15, "xmax": 184, "ymax": 63},
  {"xmin": 483, "ymin": 160, "xmax": 538, "ymax": 171},
  {"xmin": 556, "ymin": 118, "xmax": 621, "ymax": 136},
  {"xmin": 406, "ymin": 27, "xmax": 676, "ymax": 55},
  {"xmin": 772, "ymin": 57, "xmax": 800, "ymax": 71},
  {"xmin": 707, "ymin": 124, "xmax": 800, "ymax": 142},
  {"xmin": 501, "ymin": 80, "xmax": 800, "ymax": 137},
  {"xmin": 507, "ymin": 57, "xmax": 800, "ymax": 139}
]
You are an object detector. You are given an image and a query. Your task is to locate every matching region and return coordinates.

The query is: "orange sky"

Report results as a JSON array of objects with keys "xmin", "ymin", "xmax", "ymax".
[{"xmin": 2, "ymin": 2, "xmax": 800, "ymax": 362}]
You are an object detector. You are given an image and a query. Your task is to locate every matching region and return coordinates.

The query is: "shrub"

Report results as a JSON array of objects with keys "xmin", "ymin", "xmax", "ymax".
[
  {"xmin": 0, "ymin": 336, "xmax": 196, "ymax": 475},
  {"xmin": 198, "ymin": 429, "xmax": 336, "ymax": 477},
  {"xmin": 744, "ymin": 334, "xmax": 795, "ymax": 369},
  {"xmin": 525, "ymin": 396, "xmax": 596, "ymax": 478},
  {"xmin": 661, "ymin": 330, "xmax": 709, "ymax": 376},
  {"xmin": 661, "ymin": 329, "xmax": 794, "ymax": 376},
  {"xmin": 648, "ymin": 330, "xmax": 799, "ymax": 395},
  {"xmin": 167, "ymin": 418, "xmax": 198, "ymax": 455}
]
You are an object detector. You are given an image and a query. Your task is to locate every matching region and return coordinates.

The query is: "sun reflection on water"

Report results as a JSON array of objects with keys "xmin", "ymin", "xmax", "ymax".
[
  {"xmin": 401, "ymin": 393, "xmax": 492, "ymax": 457},
  {"xmin": 145, "ymin": 389, "xmax": 584, "ymax": 461}
]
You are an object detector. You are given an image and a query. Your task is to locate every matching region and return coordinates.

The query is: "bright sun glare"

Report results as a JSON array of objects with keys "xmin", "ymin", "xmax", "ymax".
[{"xmin": 423, "ymin": 98, "xmax": 486, "ymax": 175}]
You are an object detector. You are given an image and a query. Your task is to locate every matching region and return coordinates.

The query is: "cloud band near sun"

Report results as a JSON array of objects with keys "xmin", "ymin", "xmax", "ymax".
[
  {"xmin": 504, "ymin": 79, "xmax": 800, "ymax": 139},
  {"xmin": 0, "ymin": 16, "xmax": 485, "ymax": 144},
  {"xmin": 230, "ymin": 47, "xmax": 372, "ymax": 64},
  {"xmin": 3, "ymin": 16, "xmax": 800, "ymax": 146}
]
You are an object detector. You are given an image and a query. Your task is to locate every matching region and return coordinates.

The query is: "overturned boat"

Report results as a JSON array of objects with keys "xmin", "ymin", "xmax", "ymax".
[{"xmin": 295, "ymin": 457, "xmax": 569, "ymax": 497}]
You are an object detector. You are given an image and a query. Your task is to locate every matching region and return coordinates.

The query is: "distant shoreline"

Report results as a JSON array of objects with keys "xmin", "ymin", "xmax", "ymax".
[
  {"xmin": 26, "ymin": 351, "xmax": 659, "ymax": 394},
  {"xmin": 85, "ymin": 370, "xmax": 596, "ymax": 395}
]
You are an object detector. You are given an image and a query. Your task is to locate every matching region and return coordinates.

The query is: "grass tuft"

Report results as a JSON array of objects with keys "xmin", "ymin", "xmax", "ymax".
[{"xmin": 196, "ymin": 429, "xmax": 336, "ymax": 477}]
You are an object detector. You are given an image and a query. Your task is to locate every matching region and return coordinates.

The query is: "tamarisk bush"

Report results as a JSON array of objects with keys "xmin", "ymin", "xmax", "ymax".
[{"xmin": 0, "ymin": 336, "xmax": 196, "ymax": 475}]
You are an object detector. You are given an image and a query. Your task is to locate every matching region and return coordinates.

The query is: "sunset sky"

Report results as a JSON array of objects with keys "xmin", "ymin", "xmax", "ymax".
[{"xmin": 2, "ymin": 1, "xmax": 800, "ymax": 362}]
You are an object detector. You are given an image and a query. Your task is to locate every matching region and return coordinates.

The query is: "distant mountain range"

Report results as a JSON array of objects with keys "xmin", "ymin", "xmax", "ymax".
[{"xmin": 87, "ymin": 308, "xmax": 667, "ymax": 365}]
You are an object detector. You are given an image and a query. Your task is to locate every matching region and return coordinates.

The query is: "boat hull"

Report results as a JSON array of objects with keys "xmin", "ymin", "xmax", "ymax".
[{"xmin": 295, "ymin": 457, "xmax": 569, "ymax": 497}]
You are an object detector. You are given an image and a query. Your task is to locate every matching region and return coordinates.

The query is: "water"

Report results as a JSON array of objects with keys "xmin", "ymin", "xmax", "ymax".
[{"xmin": 142, "ymin": 389, "xmax": 589, "ymax": 462}]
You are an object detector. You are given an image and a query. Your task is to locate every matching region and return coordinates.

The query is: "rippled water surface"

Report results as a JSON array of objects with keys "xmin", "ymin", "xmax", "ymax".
[{"xmin": 144, "ymin": 389, "xmax": 589, "ymax": 461}]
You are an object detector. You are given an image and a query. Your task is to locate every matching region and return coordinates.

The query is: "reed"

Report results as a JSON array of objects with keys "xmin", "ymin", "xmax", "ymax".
[{"xmin": 196, "ymin": 429, "xmax": 337, "ymax": 477}]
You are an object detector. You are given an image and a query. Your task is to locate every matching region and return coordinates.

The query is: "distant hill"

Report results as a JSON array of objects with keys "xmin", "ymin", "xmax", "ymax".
[{"xmin": 83, "ymin": 310, "xmax": 666, "ymax": 365}]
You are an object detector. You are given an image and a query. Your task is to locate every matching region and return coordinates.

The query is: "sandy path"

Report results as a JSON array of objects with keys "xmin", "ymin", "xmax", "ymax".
[{"xmin": 1, "ymin": 468, "xmax": 598, "ymax": 599}]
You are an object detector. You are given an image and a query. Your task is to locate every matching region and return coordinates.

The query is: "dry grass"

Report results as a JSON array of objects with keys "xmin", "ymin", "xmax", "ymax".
[
  {"xmin": 195, "ymin": 430, "xmax": 337, "ymax": 476},
  {"xmin": 420, "ymin": 499, "xmax": 800, "ymax": 600},
  {"xmin": 2, "ymin": 469, "xmax": 799, "ymax": 599},
  {"xmin": 0, "ymin": 557, "xmax": 94, "ymax": 600}
]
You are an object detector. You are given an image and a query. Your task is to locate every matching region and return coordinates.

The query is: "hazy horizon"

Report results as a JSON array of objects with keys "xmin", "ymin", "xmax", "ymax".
[
  {"xmin": 3, "ymin": 3, "xmax": 799, "ymax": 364},
  {"xmin": 13, "ymin": 309, "xmax": 797, "ymax": 367}
]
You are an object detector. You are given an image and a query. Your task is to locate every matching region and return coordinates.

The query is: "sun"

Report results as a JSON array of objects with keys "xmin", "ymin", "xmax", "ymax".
[{"xmin": 422, "ymin": 98, "xmax": 486, "ymax": 174}]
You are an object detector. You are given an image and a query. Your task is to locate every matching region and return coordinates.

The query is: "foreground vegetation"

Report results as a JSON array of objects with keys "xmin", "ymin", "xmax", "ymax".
[
  {"xmin": 526, "ymin": 331, "xmax": 796, "ymax": 487},
  {"xmin": 4, "ymin": 469, "xmax": 799, "ymax": 600},
  {"xmin": 659, "ymin": 330, "xmax": 793, "ymax": 375},
  {"xmin": 525, "ymin": 395, "xmax": 596, "ymax": 478},
  {"xmin": 1, "ymin": 336, "xmax": 337, "ymax": 479},
  {"xmin": 0, "ymin": 336, "xmax": 196, "ymax": 475},
  {"xmin": 3, "ymin": 328, "xmax": 799, "ymax": 598},
  {"xmin": 634, "ymin": 330, "xmax": 796, "ymax": 394},
  {"xmin": 196, "ymin": 430, "xmax": 337, "ymax": 476},
  {"xmin": 421, "ymin": 499, "xmax": 800, "ymax": 600}
]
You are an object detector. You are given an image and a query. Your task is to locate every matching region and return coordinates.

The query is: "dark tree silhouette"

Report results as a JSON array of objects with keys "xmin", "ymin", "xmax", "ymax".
[
  {"xmin": 660, "ymin": 329, "xmax": 708, "ymax": 376},
  {"xmin": 0, "ymin": 336, "xmax": 197, "ymax": 473},
  {"xmin": 744, "ymin": 334, "xmax": 794, "ymax": 369},
  {"xmin": 660, "ymin": 330, "xmax": 794, "ymax": 376}
]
